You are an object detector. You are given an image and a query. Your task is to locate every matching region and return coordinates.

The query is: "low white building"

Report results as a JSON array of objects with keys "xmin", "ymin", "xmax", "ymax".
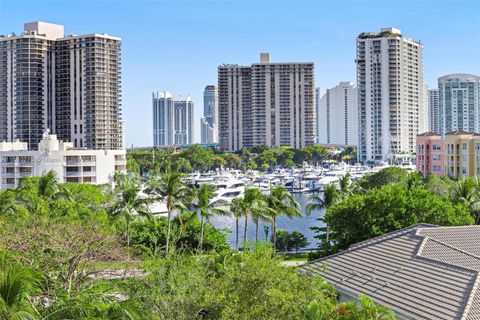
[{"xmin": 0, "ymin": 132, "xmax": 126, "ymax": 189}]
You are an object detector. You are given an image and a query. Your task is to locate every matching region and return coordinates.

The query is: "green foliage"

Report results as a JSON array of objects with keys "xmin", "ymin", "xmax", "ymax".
[
  {"xmin": 275, "ymin": 230, "xmax": 290, "ymax": 251},
  {"xmin": 274, "ymin": 230, "xmax": 309, "ymax": 252},
  {"xmin": 130, "ymin": 213, "xmax": 229, "ymax": 255},
  {"xmin": 142, "ymin": 246, "xmax": 335, "ymax": 319},
  {"xmin": 0, "ymin": 252, "xmax": 42, "ymax": 320},
  {"xmin": 356, "ymin": 167, "xmax": 409, "ymax": 190},
  {"xmin": 322, "ymin": 183, "xmax": 473, "ymax": 253},
  {"xmin": 127, "ymin": 145, "xmax": 331, "ymax": 175}
]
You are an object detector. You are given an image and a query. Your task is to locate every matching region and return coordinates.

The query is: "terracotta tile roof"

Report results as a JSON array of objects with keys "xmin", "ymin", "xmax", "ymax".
[
  {"xmin": 417, "ymin": 132, "xmax": 440, "ymax": 137},
  {"xmin": 445, "ymin": 129, "xmax": 474, "ymax": 136},
  {"xmin": 300, "ymin": 224, "xmax": 480, "ymax": 319}
]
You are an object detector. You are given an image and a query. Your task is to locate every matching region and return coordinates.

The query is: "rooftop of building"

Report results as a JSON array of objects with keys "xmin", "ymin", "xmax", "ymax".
[
  {"xmin": 300, "ymin": 224, "xmax": 480, "ymax": 320},
  {"xmin": 219, "ymin": 53, "xmax": 313, "ymax": 68},
  {"xmin": 417, "ymin": 131, "xmax": 440, "ymax": 137},
  {"xmin": 357, "ymin": 27, "xmax": 421, "ymax": 44},
  {"xmin": 0, "ymin": 21, "xmax": 120, "ymax": 41},
  {"xmin": 445, "ymin": 129, "xmax": 476, "ymax": 136},
  {"xmin": 439, "ymin": 74, "xmax": 480, "ymax": 82}
]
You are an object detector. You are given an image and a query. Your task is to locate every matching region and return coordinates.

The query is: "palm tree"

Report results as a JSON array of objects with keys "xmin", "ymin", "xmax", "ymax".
[
  {"xmin": 230, "ymin": 197, "xmax": 246, "ymax": 251},
  {"xmin": 265, "ymin": 186, "xmax": 301, "ymax": 250},
  {"xmin": 451, "ymin": 177, "xmax": 480, "ymax": 224},
  {"xmin": 243, "ymin": 187, "xmax": 267, "ymax": 246},
  {"xmin": 306, "ymin": 184, "xmax": 339, "ymax": 244},
  {"xmin": 108, "ymin": 182, "xmax": 151, "ymax": 254},
  {"xmin": 230, "ymin": 188, "xmax": 265, "ymax": 250},
  {"xmin": 37, "ymin": 170, "xmax": 72, "ymax": 202},
  {"xmin": 146, "ymin": 172, "xmax": 189, "ymax": 253},
  {"xmin": 190, "ymin": 184, "xmax": 228, "ymax": 252},
  {"xmin": 175, "ymin": 158, "xmax": 192, "ymax": 173},
  {"xmin": 338, "ymin": 173, "xmax": 351, "ymax": 195},
  {"xmin": 37, "ymin": 170, "xmax": 59, "ymax": 199},
  {"xmin": 0, "ymin": 253, "xmax": 42, "ymax": 320}
]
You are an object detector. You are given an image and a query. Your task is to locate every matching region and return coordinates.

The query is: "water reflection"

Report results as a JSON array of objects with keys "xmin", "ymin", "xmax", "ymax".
[{"xmin": 210, "ymin": 193, "xmax": 325, "ymax": 249}]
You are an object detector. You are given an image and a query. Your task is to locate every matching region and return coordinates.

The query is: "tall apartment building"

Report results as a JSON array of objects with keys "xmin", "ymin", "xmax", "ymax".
[
  {"xmin": 438, "ymin": 74, "xmax": 480, "ymax": 136},
  {"xmin": 152, "ymin": 92, "xmax": 194, "ymax": 147},
  {"xmin": 315, "ymin": 87, "xmax": 321, "ymax": 143},
  {"xmin": 318, "ymin": 82, "xmax": 358, "ymax": 146},
  {"xmin": 218, "ymin": 53, "xmax": 315, "ymax": 151},
  {"xmin": 356, "ymin": 28, "xmax": 424, "ymax": 163},
  {"xmin": 200, "ymin": 85, "xmax": 218, "ymax": 144},
  {"xmin": 428, "ymin": 89, "xmax": 440, "ymax": 133},
  {"xmin": 419, "ymin": 82, "xmax": 430, "ymax": 134},
  {"xmin": 0, "ymin": 22, "xmax": 123, "ymax": 150},
  {"xmin": 174, "ymin": 96, "xmax": 194, "ymax": 145}
]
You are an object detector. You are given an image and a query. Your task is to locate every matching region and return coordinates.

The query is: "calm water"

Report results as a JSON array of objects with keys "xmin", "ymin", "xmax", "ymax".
[{"xmin": 210, "ymin": 193, "xmax": 325, "ymax": 249}]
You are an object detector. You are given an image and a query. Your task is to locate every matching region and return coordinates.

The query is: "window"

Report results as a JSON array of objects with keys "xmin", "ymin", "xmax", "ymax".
[{"xmin": 463, "ymin": 143, "xmax": 467, "ymax": 150}]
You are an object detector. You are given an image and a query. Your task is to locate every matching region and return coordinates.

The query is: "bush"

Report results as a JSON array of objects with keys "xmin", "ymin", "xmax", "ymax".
[{"xmin": 130, "ymin": 212, "xmax": 229, "ymax": 255}]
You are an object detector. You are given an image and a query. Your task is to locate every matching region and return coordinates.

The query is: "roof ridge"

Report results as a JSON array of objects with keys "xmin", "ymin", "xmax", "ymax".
[
  {"xmin": 462, "ymin": 273, "xmax": 480, "ymax": 320},
  {"xmin": 349, "ymin": 223, "xmax": 437, "ymax": 250},
  {"xmin": 421, "ymin": 225, "xmax": 480, "ymax": 230},
  {"xmin": 304, "ymin": 225, "xmax": 429, "ymax": 266}
]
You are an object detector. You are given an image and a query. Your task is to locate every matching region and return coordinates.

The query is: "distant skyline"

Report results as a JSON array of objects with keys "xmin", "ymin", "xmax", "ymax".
[{"xmin": 2, "ymin": 0, "xmax": 479, "ymax": 147}]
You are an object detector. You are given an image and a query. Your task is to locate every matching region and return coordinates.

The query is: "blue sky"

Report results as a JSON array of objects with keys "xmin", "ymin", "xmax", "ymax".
[{"xmin": 1, "ymin": 0, "xmax": 479, "ymax": 147}]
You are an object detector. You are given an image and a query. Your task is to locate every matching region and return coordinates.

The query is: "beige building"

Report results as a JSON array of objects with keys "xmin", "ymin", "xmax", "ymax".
[
  {"xmin": 443, "ymin": 130, "xmax": 480, "ymax": 178},
  {"xmin": 356, "ymin": 28, "xmax": 424, "ymax": 163},
  {"xmin": 0, "ymin": 22, "xmax": 123, "ymax": 150},
  {"xmin": 218, "ymin": 53, "xmax": 315, "ymax": 151}
]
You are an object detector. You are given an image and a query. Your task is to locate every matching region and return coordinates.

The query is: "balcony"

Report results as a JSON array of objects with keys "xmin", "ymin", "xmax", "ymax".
[
  {"xmin": 1, "ymin": 172, "xmax": 16, "ymax": 178},
  {"xmin": 65, "ymin": 171, "xmax": 96, "ymax": 177}
]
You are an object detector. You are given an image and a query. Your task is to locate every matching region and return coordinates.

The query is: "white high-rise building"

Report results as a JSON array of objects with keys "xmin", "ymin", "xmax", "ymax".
[
  {"xmin": 315, "ymin": 87, "xmax": 321, "ymax": 143},
  {"xmin": 0, "ymin": 22, "xmax": 123, "ymax": 150},
  {"xmin": 356, "ymin": 28, "xmax": 424, "ymax": 163},
  {"xmin": 200, "ymin": 85, "xmax": 218, "ymax": 144},
  {"xmin": 152, "ymin": 92, "xmax": 194, "ymax": 147},
  {"xmin": 318, "ymin": 82, "xmax": 358, "ymax": 146},
  {"xmin": 419, "ymin": 83, "xmax": 430, "ymax": 134},
  {"xmin": 218, "ymin": 53, "xmax": 315, "ymax": 151},
  {"xmin": 438, "ymin": 74, "xmax": 480, "ymax": 136},
  {"xmin": 174, "ymin": 96, "xmax": 194, "ymax": 145},
  {"xmin": 428, "ymin": 89, "xmax": 440, "ymax": 133}
]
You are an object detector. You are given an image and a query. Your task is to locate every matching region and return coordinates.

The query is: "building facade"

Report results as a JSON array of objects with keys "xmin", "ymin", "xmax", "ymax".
[
  {"xmin": 0, "ymin": 131, "xmax": 125, "ymax": 189},
  {"xmin": 200, "ymin": 85, "xmax": 218, "ymax": 144},
  {"xmin": 415, "ymin": 132, "xmax": 444, "ymax": 177},
  {"xmin": 428, "ymin": 89, "xmax": 440, "ymax": 133},
  {"xmin": 416, "ymin": 129, "xmax": 480, "ymax": 178},
  {"xmin": 356, "ymin": 28, "xmax": 424, "ymax": 163},
  {"xmin": 0, "ymin": 22, "xmax": 123, "ymax": 150},
  {"xmin": 419, "ymin": 82, "xmax": 430, "ymax": 134},
  {"xmin": 174, "ymin": 97, "xmax": 194, "ymax": 145},
  {"xmin": 438, "ymin": 74, "xmax": 480, "ymax": 136},
  {"xmin": 218, "ymin": 53, "xmax": 315, "ymax": 151},
  {"xmin": 318, "ymin": 82, "xmax": 358, "ymax": 146},
  {"xmin": 152, "ymin": 92, "xmax": 194, "ymax": 147},
  {"xmin": 315, "ymin": 87, "xmax": 321, "ymax": 143}
]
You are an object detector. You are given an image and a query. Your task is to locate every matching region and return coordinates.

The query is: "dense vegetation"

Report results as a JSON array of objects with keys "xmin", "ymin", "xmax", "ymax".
[
  {"xmin": 308, "ymin": 168, "xmax": 477, "ymax": 259},
  {"xmin": 0, "ymin": 170, "xmax": 395, "ymax": 319},
  {"xmin": 127, "ymin": 144, "xmax": 357, "ymax": 175}
]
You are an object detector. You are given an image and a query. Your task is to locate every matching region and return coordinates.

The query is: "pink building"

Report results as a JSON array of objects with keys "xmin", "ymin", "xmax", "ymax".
[{"xmin": 416, "ymin": 132, "xmax": 444, "ymax": 177}]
